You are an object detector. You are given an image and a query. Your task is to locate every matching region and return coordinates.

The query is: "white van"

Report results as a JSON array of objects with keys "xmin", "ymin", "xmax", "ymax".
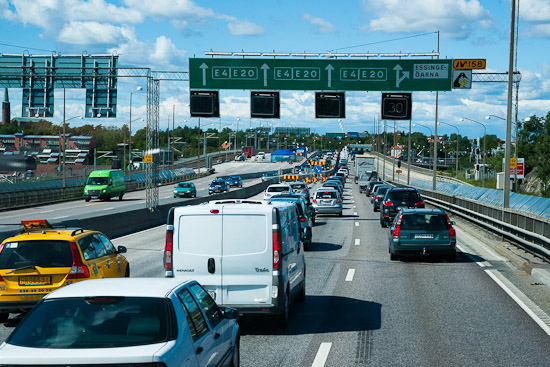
[{"xmin": 164, "ymin": 200, "xmax": 306, "ymax": 327}]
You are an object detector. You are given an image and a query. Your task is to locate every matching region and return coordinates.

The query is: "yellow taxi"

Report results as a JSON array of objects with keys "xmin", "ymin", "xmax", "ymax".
[{"xmin": 0, "ymin": 219, "xmax": 129, "ymax": 322}]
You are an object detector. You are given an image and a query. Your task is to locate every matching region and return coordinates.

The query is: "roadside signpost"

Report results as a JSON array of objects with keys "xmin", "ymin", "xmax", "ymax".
[{"xmin": 190, "ymin": 58, "xmax": 453, "ymax": 92}]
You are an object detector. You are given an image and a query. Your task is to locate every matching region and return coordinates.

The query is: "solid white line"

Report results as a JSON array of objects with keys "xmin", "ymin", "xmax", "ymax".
[
  {"xmin": 102, "ymin": 207, "xmax": 115, "ymax": 211},
  {"xmin": 40, "ymin": 209, "xmax": 54, "ymax": 214},
  {"xmin": 484, "ymin": 269, "xmax": 550, "ymax": 336},
  {"xmin": 163, "ymin": 196, "xmax": 171, "ymax": 199},
  {"xmin": 355, "ymin": 222, "xmax": 359, "ymax": 227},
  {"xmin": 53, "ymin": 215, "xmax": 68, "ymax": 219},
  {"xmin": 311, "ymin": 343, "xmax": 332, "ymax": 367},
  {"xmin": 456, "ymin": 244, "xmax": 487, "ymax": 267},
  {"xmin": 345, "ymin": 269, "xmax": 355, "ymax": 282},
  {"xmin": 354, "ymin": 238, "xmax": 360, "ymax": 246}
]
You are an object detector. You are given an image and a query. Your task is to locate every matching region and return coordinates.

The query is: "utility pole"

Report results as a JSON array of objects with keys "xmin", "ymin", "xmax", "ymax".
[
  {"xmin": 197, "ymin": 118, "xmax": 201, "ymax": 174},
  {"xmin": 503, "ymin": 0, "xmax": 516, "ymax": 209},
  {"xmin": 171, "ymin": 104, "xmax": 175, "ymax": 173}
]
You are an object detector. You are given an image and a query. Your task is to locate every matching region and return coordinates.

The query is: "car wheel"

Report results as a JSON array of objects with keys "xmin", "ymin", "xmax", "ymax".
[
  {"xmin": 339, "ymin": 211, "xmax": 343, "ymax": 217},
  {"xmin": 124, "ymin": 266, "xmax": 130, "ymax": 278},
  {"xmin": 193, "ymin": 192, "xmax": 197, "ymax": 198},
  {"xmin": 296, "ymin": 279, "xmax": 306, "ymax": 303},
  {"xmin": 276, "ymin": 290, "xmax": 289, "ymax": 329},
  {"xmin": 119, "ymin": 193, "xmax": 123, "ymax": 201},
  {"xmin": 390, "ymin": 251, "xmax": 398, "ymax": 261},
  {"xmin": 0, "ymin": 312, "xmax": 8, "ymax": 323},
  {"xmin": 447, "ymin": 251, "xmax": 457, "ymax": 263},
  {"xmin": 230, "ymin": 335, "xmax": 240, "ymax": 367},
  {"xmin": 85, "ymin": 198, "xmax": 90, "ymax": 202}
]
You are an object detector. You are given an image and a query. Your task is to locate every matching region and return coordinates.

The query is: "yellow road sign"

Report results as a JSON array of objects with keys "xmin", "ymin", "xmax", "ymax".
[
  {"xmin": 144, "ymin": 154, "xmax": 153, "ymax": 163},
  {"xmin": 453, "ymin": 59, "xmax": 486, "ymax": 70},
  {"xmin": 396, "ymin": 169, "xmax": 403, "ymax": 173},
  {"xmin": 322, "ymin": 176, "xmax": 326, "ymax": 182},
  {"xmin": 313, "ymin": 177, "xmax": 318, "ymax": 183},
  {"xmin": 510, "ymin": 158, "xmax": 517, "ymax": 168}
]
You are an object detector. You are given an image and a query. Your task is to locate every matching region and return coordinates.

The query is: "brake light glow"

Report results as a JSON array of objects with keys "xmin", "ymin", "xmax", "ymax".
[
  {"xmin": 445, "ymin": 214, "xmax": 456, "ymax": 238},
  {"xmin": 272, "ymin": 230, "xmax": 281, "ymax": 269},
  {"xmin": 383, "ymin": 201, "xmax": 394, "ymax": 207},
  {"xmin": 67, "ymin": 242, "xmax": 90, "ymax": 280},
  {"xmin": 415, "ymin": 201, "xmax": 425, "ymax": 207},
  {"xmin": 164, "ymin": 228, "xmax": 174, "ymax": 274},
  {"xmin": 300, "ymin": 216, "xmax": 306, "ymax": 222},
  {"xmin": 337, "ymin": 198, "xmax": 341, "ymax": 202},
  {"xmin": 375, "ymin": 195, "xmax": 380, "ymax": 200}
]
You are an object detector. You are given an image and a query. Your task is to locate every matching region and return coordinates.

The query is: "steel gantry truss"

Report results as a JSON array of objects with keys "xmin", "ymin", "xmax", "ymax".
[{"xmin": 0, "ymin": 56, "xmax": 189, "ymax": 211}]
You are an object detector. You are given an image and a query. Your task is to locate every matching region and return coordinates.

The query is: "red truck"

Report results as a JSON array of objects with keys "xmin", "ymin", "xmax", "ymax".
[{"xmin": 241, "ymin": 146, "xmax": 256, "ymax": 158}]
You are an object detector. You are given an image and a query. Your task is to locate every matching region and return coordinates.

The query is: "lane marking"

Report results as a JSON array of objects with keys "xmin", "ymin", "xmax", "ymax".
[
  {"xmin": 355, "ymin": 222, "xmax": 359, "ymax": 227},
  {"xmin": 353, "ymin": 205, "xmax": 356, "ymax": 208},
  {"xmin": 40, "ymin": 210, "xmax": 54, "ymax": 214},
  {"xmin": 53, "ymin": 215, "xmax": 68, "ymax": 219},
  {"xmin": 354, "ymin": 212, "xmax": 358, "ymax": 216},
  {"xmin": 355, "ymin": 238, "xmax": 360, "ymax": 246},
  {"xmin": 163, "ymin": 196, "xmax": 171, "ymax": 199},
  {"xmin": 311, "ymin": 343, "xmax": 332, "ymax": 367},
  {"xmin": 102, "ymin": 207, "xmax": 115, "ymax": 211},
  {"xmin": 345, "ymin": 269, "xmax": 355, "ymax": 282}
]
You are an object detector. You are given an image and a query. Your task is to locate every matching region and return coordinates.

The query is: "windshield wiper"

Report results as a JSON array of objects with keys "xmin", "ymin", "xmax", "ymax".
[{"xmin": 7, "ymin": 265, "xmax": 37, "ymax": 274}]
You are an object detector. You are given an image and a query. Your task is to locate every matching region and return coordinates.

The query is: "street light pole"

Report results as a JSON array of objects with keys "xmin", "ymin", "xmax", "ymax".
[
  {"xmin": 461, "ymin": 117, "xmax": 486, "ymax": 187},
  {"xmin": 487, "ymin": 114, "xmax": 516, "ymax": 190},
  {"xmin": 438, "ymin": 121, "xmax": 460, "ymax": 179},
  {"xmin": 413, "ymin": 123, "xmax": 433, "ymax": 171},
  {"xmin": 129, "ymin": 86, "xmax": 143, "ymax": 180}
]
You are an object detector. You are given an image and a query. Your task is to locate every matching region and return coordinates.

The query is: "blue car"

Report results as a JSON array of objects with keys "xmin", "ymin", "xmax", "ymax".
[
  {"xmin": 226, "ymin": 175, "xmax": 243, "ymax": 188},
  {"xmin": 209, "ymin": 179, "xmax": 230, "ymax": 195}
]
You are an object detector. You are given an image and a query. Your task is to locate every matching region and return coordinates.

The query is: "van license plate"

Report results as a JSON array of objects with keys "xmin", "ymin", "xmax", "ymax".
[
  {"xmin": 208, "ymin": 291, "xmax": 216, "ymax": 300},
  {"xmin": 415, "ymin": 234, "xmax": 434, "ymax": 239},
  {"xmin": 19, "ymin": 276, "xmax": 52, "ymax": 286}
]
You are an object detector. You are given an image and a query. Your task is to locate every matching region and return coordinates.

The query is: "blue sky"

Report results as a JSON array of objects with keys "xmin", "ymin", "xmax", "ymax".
[{"xmin": 1, "ymin": 0, "xmax": 549, "ymax": 140}]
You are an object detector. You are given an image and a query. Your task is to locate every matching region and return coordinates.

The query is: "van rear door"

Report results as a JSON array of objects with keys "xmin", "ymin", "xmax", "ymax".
[
  {"xmin": 176, "ymin": 210, "xmax": 223, "ymax": 303},
  {"xmin": 221, "ymin": 206, "xmax": 272, "ymax": 307}
]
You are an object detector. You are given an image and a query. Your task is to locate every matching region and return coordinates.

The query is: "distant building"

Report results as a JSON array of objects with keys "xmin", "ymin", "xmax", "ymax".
[{"xmin": 274, "ymin": 127, "xmax": 310, "ymax": 137}]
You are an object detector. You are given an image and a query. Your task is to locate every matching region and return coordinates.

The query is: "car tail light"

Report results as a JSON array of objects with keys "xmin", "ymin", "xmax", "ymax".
[
  {"xmin": 67, "ymin": 242, "xmax": 90, "ymax": 280},
  {"xmin": 392, "ymin": 214, "xmax": 403, "ymax": 238},
  {"xmin": 164, "ymin": 227, "xmax": 174, "ymax": 274},
  {"xmin": 415, "ymin": 201, "xmax": 425, "ymax": 207},
  {"xmin": 272, "ymin": 229, "xmax": 281, "ymax": 269},
  {"xmin": 383, "ymin": 201, "xmax": 394, "ymax": 207},
  {"xmin": 375, "ymin": 195, "xmax": 380, "ymax": 200},
  {"xmin": 313, "ymin": 199, "xmax": 316, "ymax": 203},
  {"xmin": 300, "ymin": 216, "xmax": 306, "ymax": 222},
  {"xmin": 445, "ymin": 214, "xmax": 456, "ymax": 238},
  {"xmin": 336, "ymin": 198, "xmax": 341, "ymax": 202}
]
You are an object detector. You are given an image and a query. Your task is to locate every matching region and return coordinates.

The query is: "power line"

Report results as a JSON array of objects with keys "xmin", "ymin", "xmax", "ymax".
[
  {"xmin": 0, "ymin": 42, "xmax": 54, "ymax": 53},
  {"xmin": 330, "ymin": 32, "xmax": 438, "ymax": 52}
]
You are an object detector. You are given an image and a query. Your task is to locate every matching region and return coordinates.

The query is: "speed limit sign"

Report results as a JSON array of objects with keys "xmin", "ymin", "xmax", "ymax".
[{"xmin": 381, "ymin": 93, "xmax": 412, "ymax": 120}]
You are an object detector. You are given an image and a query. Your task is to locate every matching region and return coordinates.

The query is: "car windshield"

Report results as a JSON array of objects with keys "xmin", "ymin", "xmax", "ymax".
[
  {"xmin": 400, "ymin": 214, "xmax": 448, "ymax": 231},
  {"xmin": 388, "ymin": 191, "xmax": 421, "ymax": 201},
  {"xmin": 0, "ymin": 240, "xmax": 73, "ymax": 269},
  {"xmin": 316, "ymin": 191, "xmax": 338, "ymax": 199},
  {"xmin": 212, "ymin": 180, "xmax": 225, "ymax": 185},
  {"xmin": 7, "ymin": 297, "xmax": 172, "ymax": 348},
  {"xmin": 268, "ymin": 186, "xmax": 290, "ymax": 193},
  {"xmin": 229, "ymin": 176, "xmax": 239, "ymax": 180},
  {"xmin": 87, "ymin": 177, "xmax": 108, "ymax": 186},
  {"xmin": 177, "ymin": 183, "xmax": 191, "ymax": 188}
]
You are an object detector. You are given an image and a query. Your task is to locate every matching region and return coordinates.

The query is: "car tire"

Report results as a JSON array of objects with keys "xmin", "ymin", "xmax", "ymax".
[
  {"xmin": 0, "ymin": 312, "xmax": 8, "ymax": 323},
  {"xmin": 276, "ymin": 290, "xmax": 289, "ymax": 329},
  {"xmin": 230, "ymin": 335, "xmax": 240, "ymax": 367},
  {"xmin": 339, "ymin": 211, "xmax": 343, "ymax": 217},
  {"xmin": 296, "ymin": 279, "xmax": 306, "ymax": 303},
  {"xmin": 390, "ymin": 251, "xmax": 398, "ymax": 261},
  {"xmin": 85, "ymin": 198, "xmax": 90, "ymax": 202},
  {"xmin": 447, "ymin": 252, "xmax": 457, "ymax": 263},
  {"xmin": 119, "ymin": 193, "xmax": 123, "ymax": 201},
  {"xmin": 124, "ymin": 266, "xmax": 130, "ymax": 278},
  {"xmin": 193, "ymin": 192, "xmax": 197, "ymax": 198}
]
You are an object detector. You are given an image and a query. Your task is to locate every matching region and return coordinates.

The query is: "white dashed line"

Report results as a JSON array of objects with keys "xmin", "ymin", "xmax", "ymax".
[
  {"xmin": 345, "ymin": 269, "xmax": 355, "ymax": 282},
  {"xmin": 353, "ymin": 205, "xmax": 356, "ymax": 208},
  {"xmin": 355, "ymin": 238, "xmax": 360, "ymax": 246},
  {"xmin": 311, "ymin": 343, "xmax": 332, "ymax": 367},
  {"xmin": 40, "ymin": 209, "xmax": 54, "ymax": 214},
  {"xmin": 355, "ymin": 222, "xmax": 359, "ymax": 227},
  {"xmin": 53, "ymin": 216, "xmax": 68, "ymax": 219},
  {"xmin": 102, "ymin": 207, "xmax": 115, "ymax": 211},
  {"xmin": 354, "ymin": 212, "xmax": 358, "ymax": 216}
]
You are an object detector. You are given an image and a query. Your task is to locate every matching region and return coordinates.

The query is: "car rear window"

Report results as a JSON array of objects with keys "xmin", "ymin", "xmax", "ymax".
[
  {"xmin": 388, "ymin": 191, "xmax": 420, "ymax": 201},
  {"xmin": 268, "ymin": 186, "xmax": 290, "ymax": 193},
  {"xmin": 375, "ymin": 187, "xmax": 389, "ymax": 196},
  {"xmin": 400, "ymin": 214, "xmax": 448, "ymax": 230},
  {"xmin": 0, "ymin": 240, "xmax": 73, "ymax": 269},
  {"xmin": 7, "ymin": 297, "xmax": 172, "ymax": 348},
  {"xmin": 316, "ymin": 191, "xmax": 338, "ymax": 199},
  {"xmin": 292, "ymin": 184, "xmax": 306, "ymax": 189}
]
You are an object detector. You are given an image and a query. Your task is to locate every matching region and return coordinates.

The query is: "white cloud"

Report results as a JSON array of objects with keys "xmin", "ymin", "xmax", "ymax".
[
  {"xmin": 110, "ymin": 35, "xmax": 187, "ymax": 69},
  {"xmin": 525, "ymin": 23, "xmax": 550, "ymax": 38},
  {"xmin": 57, "ymin": 22, "xmax": 134, "ymax": 45},
  {"xmin": 360, "ymin": 0, "xmax": 491, "ymax": 39},
  {"xmin": 123, "ymin": 0, "xmax": 214, "ymax": 22},
  {"xmin": 227, "ymin": 18, "xmax": 266, "ymax": 36},
  {"xmin": 301, "ymin": 13, "xmax": 337, "ymax": 34},
  {"xmin": 520, "ymin": 0, "xmax": 550, "ymax": 22}
]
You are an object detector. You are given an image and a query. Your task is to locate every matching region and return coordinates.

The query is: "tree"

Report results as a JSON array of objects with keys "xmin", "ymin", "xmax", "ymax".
[{"xmin": 534, "ymin": 113, "xmax": 550, "ymax": 196}]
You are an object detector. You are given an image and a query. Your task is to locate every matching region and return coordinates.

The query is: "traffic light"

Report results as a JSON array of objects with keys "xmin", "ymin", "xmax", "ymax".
[{"xmin": 397, "ymin": 160, "xmax": 402, "ymax": 168}]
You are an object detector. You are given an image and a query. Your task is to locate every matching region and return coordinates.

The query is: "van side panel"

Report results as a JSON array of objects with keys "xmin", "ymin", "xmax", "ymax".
[
  {"xmin": 221, "ymin": 210, "xmax": 272, "ymax": 306},
  {"xmin": 175, "ymin": 213, "xmax": 223, "ymax": 303}
]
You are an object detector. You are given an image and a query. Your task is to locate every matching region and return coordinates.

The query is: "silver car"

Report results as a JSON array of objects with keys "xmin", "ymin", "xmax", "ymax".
[{"xmin": 312, "ymin": 188, "xmax": 343, "ymax": 216}]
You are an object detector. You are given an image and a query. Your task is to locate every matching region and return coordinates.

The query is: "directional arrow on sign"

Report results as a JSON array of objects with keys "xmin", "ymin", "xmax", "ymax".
[
  {"xmin": 393, "ymin": 64, "xmax": 409, "ymax": 88},
  {"xmin": 200, "ymin": 63, "xmax": 208, "ymax": 86},
  {"xmin": 325, "ymin": 64, "xmax": 334, "ymax": 88},
  {"xmin": 261, "ymin": 64, "xmax": 270, "ymax": 87}
]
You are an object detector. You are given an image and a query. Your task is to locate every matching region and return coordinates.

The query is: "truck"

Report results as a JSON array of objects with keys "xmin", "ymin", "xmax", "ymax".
[
  {"xmin": 242, "ymin": 146, "xmax": 256, "ymax": 158},
  {"xmin": 354, "ymin": 154, "xmax": 376, "ymax": 183}
]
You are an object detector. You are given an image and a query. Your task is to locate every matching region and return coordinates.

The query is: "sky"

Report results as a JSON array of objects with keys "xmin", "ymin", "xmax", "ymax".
[{"xmin": 0, "ymin": 0, "xmax": 549, "ymax": 140}]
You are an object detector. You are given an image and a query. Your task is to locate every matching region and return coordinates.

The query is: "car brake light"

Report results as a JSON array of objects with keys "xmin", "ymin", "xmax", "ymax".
[
  {"xmin": 375, "ymin": 195, "xmax": 380, "ymax": 200},
  {"xmin": 392, "ymin": 214, "xmax": 403, "ymax": 238},
  {"xmin": 336, "ymin": 198, "xmax": 341, "ymax": 202},
  {"xmin": 67, "ymin": 242, "xmax": 90, "ymax": 279},
  {"xmin": 415, "ymin": 201, "xmax": 425, "ymax": 207},
  {"xmin": 300, "ymin": 216, "xmax": 306, "ymax": 222},
  {"xmin": 312, "ymin": 199, "xmax": 316, "ymax": 203},
  {"xmin": 273, "ymin": 229, "xmax": 281, "ymax": 269},
  {"xmin": 383, "ymin": 201, "xmax": 394, "ymax": 207},
  {"xmin": 445, "ymin": 214, "xmax": 456, "ymax": 238},
  {"xmin": 164, "ymin": 228, "xmax": 174, "ymax": 274}
]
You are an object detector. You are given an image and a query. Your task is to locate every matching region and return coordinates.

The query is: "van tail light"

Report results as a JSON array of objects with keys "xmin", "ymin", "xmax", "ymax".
[
  {"xmin": 164, "ymin": 227, "xmax": 174, "ymax": 275},
  {"xmin": 336, "ymin": 198, "xmax": 341, "ymax": 202},
  {"xmin": 67, "ymin": 242, "xmax": 90, "ymax": 280},
  {"xmin": 445, "ymin": 214, "xmax": 456, "ymax": 238},
  {"xmin": 272, "ymin": 229, "xmax": 281, "ymax": 270},
  {"xmin": 300, "ymin": 216, "xmax": 306, "ymax": 223},
  {"xmin": 383, "ymin": 201, "xmax": 394, "ymax": 207},
  {"xmin": 313, "ymin": 199, "xmax": 316, "ymax": 203},
  {"xmin": 415, "ymin": 201, "xmax": 425, "ymax": 207},
  {"xmin": 392, "ymin": 214, "xmax": 403, "ymax": 238}
]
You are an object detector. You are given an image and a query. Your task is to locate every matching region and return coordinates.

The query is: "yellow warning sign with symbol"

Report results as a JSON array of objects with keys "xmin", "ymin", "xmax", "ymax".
[
  {"xmin": 452, "ymin": 70, "xmax": 472, "ymax": 89},
  {"xmin": 510, "ymin": 158, "xmax": 517, "ymax": 168},
  {"xmin": 322, "ymin": 176, "xmax": 326, "ymax": 182},
  {"xmin": 313, "ymin": 177, "xmax": 318, "ymax": 183},
  {"xmin": 144, "ymin": 154, "xmax": 153, "ymax": 163}
]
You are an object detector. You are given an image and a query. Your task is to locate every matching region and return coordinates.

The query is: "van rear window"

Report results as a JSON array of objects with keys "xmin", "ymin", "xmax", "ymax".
[
  {"xmin": 223, "ymin": 215, "xmax": 267, "ymax": 255},
  {"xmin": 0, "ymin": 240, "xmax": 73, "ymax": 269}
]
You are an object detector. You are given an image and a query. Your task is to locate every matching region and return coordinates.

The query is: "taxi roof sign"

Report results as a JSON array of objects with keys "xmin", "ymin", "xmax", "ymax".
[
  {"xmin": 21, "ymin": 219, "xmax": 52, "ymax": 230},
  {"xmin": 453, "ymin": 59, "xmax": 486, "ymax": 70}
]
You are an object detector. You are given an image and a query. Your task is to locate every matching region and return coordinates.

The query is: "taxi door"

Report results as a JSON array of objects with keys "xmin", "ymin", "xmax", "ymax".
[
  {"xmin": 77, "ymin": 235, "xmax": 108, "ymax": 279},
  {"xmin": 96, "ymin": 234, "xmax": 125, "ymax": 278}
]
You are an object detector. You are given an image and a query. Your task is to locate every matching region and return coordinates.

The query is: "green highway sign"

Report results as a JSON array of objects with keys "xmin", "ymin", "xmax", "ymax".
[{"xmin": 190, "ymin": 58, "xmax": 453, "ymax": 92}]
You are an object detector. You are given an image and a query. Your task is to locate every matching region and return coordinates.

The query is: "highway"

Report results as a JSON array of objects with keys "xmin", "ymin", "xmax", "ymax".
[{"xmin": 1, "ymin": 160, "xmax": 550, "ymax": 366}]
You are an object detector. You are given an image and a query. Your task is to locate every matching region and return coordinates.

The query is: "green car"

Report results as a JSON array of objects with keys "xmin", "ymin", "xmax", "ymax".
[{"xmin": 173, "ymin": 182, "xmax": 197, "ymax": 198}]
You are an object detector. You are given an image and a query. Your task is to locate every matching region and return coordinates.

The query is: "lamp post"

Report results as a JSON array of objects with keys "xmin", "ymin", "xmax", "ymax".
[
  {"xmin": 129, "ymin": 86, "xmax": 143, "ymax": 180},
  {"xmin": 460, "ymin": 117, "xmax": 486, "ymax": 187},
  {"xmin": 438, "ymin": 121, "xmax": 460, "ymax": 179},
  {"xmin": 60, "ymin": 115, "xmax": 83, "ymax": 189},
  {"xmin": 487, "ymin": 114, "xmax": 517, "ymax": 191},
  {"xmin": 413, "ymin": 123, "xmax": 433, "ymax": 170}
]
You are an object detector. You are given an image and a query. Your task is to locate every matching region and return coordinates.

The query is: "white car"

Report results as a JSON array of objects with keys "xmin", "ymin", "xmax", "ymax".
[
  {"xmin": 0, "ymin": 278, "xmax": 240, "ymax": 367},
  {"xmin": 263, "ymin": 183, "xmax": 292, "ymax": 200}
]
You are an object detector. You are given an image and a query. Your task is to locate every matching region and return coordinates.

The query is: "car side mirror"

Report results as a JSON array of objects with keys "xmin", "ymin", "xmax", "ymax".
[
  {"xmin": 117, "ymin": 245, "xmax": 127, "ymax": 254},
  {"xmin": 222, "ymin": 307, "xmax": 239, "ymax": 320}
]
